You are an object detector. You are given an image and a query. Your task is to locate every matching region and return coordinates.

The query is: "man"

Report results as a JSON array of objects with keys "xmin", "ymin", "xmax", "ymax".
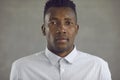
[{"xmin": 10, "ymin": 0, "xmax": 112, "ymax": 80}]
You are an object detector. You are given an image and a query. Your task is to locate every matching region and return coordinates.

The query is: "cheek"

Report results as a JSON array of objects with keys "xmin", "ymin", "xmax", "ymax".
[
  {"xmin": 68, "ymin": 29, "xmax": 78, "ymax": 44},
  {"xmin": 46, "ymin": 28, "xmax": 55, "ymax": 41},
  {"xmin": 45, "ymin": 28, "xmax": 51, "ymax": 40},
  {"xmin": 68, "ymin": 28, "xmax": 77, "ymax": 38}
]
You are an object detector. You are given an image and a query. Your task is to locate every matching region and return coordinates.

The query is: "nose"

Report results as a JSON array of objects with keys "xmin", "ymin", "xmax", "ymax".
[{"xmin": 56, "ymin": 23, "xmax": 66, "ymax": 34}]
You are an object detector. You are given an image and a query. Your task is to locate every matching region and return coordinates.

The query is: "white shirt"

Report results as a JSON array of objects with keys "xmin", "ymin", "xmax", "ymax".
[{"xmin": 10, "ymin": 47, "xmax": 112, "ymax": 80}]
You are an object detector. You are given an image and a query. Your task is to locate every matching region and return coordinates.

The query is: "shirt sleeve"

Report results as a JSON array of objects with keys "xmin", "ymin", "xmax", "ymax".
[
  {"xmin": 100, "ymin": 61, "xmax": 112, "ymax": 80},
  {"xmin": 10, "ymin": 62, "xmax": 19, "ymax": 80}
]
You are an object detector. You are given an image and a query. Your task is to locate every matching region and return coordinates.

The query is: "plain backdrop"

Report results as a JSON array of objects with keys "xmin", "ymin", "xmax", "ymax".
[{"xmin": 0, "ymin": 0, "xmax": 120, "ymax": 80}]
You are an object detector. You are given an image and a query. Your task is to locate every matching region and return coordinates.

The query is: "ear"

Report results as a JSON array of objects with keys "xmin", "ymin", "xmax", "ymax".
[
  {"xmin": 76, "ymin": 24, "xmax": 79, "ymax": 34},
  {"xmin": 41, "ymin": 24, "xmax": 46, "ymax": 36}
]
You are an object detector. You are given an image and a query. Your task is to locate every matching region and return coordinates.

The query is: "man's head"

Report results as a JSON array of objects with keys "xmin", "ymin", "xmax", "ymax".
[
  {"xmin": 43, "ymin": 0, "xmax": 77, "ymax": 22},
  {"xmin": 42, "ymin": 0, "xmax": 79, "ymax": 57}
]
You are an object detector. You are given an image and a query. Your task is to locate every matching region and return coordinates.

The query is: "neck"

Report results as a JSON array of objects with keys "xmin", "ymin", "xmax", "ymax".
[{"xmin": 49, "ymin": 46, "xmax": 74, "ymax": 57}]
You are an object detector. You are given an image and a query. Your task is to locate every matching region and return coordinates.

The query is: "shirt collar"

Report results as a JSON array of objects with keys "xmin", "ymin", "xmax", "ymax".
[
  {"xmin": 45, "ymin": 46, "xmax": 78, "ymax": 65},
  {"xmin": 64, "ymin": 46, "xmax": 78, "ymax": 64},
  {"xmin": 45, "ymin": 48, "xmax": 61, "ymax": 65}
]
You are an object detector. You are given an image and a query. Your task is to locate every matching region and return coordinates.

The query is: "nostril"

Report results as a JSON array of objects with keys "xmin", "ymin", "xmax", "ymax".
[
  {"xmin": 60, "ymin": 29, "xmax": 66, "ymax": 34},
  {"xmin": 63, "ymin": 30, "xmax": 66, "ymax": 34},
  {"xmin": 56, "ymin": 29, "xmax": 66, "ymax": 34}
]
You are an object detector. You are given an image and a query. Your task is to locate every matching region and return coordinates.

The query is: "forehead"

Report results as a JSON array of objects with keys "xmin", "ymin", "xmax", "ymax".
[{"xmin": 45, "ymin": 7, "xmax": 76, "ymax": 21}]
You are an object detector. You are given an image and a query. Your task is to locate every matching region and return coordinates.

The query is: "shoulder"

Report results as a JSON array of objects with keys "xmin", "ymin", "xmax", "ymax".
[
  {"xmin": 12, "ymin": 51, "xmax": 46, "ymax": 67},
  {"xmin": 76, "ymin": 50, "xmax": 111, "ymax": 79},
  {"xmin": 77, "ymin": 50, "xmax": 108, "ymax": 66}
]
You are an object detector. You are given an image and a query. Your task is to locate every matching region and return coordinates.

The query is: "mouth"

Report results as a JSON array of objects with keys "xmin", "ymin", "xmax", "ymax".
[{"xmin": 55, "ymin": 37, "xmax": 69, "ymax": 43}]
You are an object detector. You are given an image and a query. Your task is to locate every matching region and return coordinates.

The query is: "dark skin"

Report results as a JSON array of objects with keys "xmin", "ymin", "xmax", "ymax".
[{"xmin": 42, "ymin": 7, "xmax": 79, "ymax": 57}]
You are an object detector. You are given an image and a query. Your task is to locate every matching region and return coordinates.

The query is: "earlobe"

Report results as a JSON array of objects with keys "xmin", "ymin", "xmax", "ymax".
[{"xmin": 41, "ymin": 24, "xmax": 46, "ymax": 36}]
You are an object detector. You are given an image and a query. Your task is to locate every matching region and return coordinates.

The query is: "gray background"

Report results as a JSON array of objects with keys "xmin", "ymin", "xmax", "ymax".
[{"xmin": 0, "ymin": 0, "xmax": 120, "ymax": 80}]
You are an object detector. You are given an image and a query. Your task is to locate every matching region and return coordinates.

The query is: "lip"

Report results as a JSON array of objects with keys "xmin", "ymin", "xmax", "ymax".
[{"xmin": 55, "ymin": 37, "xmax": 68, "ymax": 43}]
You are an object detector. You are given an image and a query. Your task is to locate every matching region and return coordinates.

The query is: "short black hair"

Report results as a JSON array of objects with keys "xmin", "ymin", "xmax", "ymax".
[{"xmin": 44, "ymin": 0, "xmax": 77, "ymax": 20}]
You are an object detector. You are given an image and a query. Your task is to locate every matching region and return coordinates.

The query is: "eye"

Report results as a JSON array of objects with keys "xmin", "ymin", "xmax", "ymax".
[
  {"xmin": 49, "ymin": 20, "xmax": 57, "ymax": 25},
  {"xmin": 65, "ymin": 21, "xmax": 73, "ymax": 25}
]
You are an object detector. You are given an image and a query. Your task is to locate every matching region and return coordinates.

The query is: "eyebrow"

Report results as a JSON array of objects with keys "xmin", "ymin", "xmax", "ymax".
[
  {"xmin": 49, "ymin": 17, "xmax": 73, "ymax": 21},
  {"xmin": 64, "ymin": 18, "xmax": 72, "ymax": 21},
  {"xmin": 49, "ymin": 17, "xmax": 58, "ymax": 21}
]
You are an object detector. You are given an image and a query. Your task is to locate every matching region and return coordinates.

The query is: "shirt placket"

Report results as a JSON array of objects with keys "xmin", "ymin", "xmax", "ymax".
[{"xmin": 58, "ymin": 59, "xmax": 65, "ymax": 80}]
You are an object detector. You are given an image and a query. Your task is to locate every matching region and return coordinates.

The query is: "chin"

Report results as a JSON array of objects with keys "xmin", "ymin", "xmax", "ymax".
[
  {"xmin": 55, "ymin": 45, "xmax": 69, "ymax": 52},
  {"xmin": 56, "ymin": 46, "xmax": 67, "ymax": 50}
]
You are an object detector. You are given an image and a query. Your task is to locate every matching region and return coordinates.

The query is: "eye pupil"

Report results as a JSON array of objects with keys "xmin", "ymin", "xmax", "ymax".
[{"xmin": 52, "ymin": 22, "xmax": 55, "ymax": 24}]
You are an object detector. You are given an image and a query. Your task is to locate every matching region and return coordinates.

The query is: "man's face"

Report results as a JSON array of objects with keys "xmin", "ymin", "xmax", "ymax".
[{"xmin": 42, "ymin": 7, "xmax": 79, "ymax": 54}]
